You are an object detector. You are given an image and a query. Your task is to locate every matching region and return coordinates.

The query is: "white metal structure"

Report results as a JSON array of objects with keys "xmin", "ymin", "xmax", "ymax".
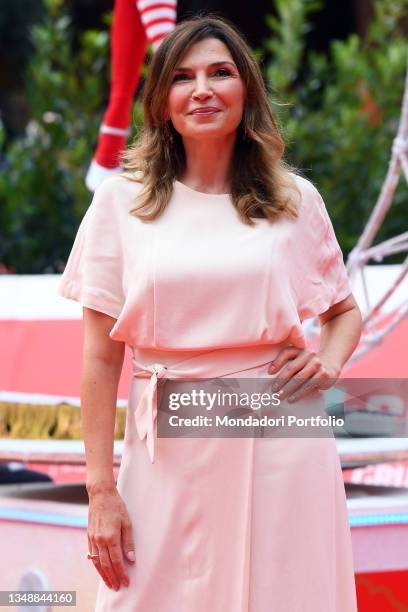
[{"xmin": 306, "ymin": 57, "xmax": 408, "ymax": 364}]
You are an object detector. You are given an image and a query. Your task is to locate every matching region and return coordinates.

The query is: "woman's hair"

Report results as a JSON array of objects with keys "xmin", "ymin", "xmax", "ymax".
[{"xmin": 120, "ymin": 14, "xmax": 302, "ymax": 226}]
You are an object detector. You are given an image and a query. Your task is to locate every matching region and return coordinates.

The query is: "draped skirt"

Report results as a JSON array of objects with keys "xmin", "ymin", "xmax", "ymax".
[{"xmin": 94, "ymin": 343, "xmax": 357, "ymax": 611}]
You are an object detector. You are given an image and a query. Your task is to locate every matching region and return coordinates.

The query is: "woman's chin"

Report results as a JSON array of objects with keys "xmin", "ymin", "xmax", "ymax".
[{"xmin": 178, "ymin": 127, "xmax": 236, "ymax": 141}]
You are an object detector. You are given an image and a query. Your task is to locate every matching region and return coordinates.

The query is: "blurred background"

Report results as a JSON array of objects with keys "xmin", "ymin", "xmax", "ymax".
[
  {"xmin": 1, "ymin": 1, "xmax": 408, "ymax": 610},
  {"xmin": 0, "ymin": 0, "xmax": 407, "ymax": 273}
]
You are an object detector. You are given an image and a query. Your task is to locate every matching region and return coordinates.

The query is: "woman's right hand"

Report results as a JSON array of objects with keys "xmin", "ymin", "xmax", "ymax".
[{"xmin": 87, "ymin": 484, "xmax": 135, "ymax": 591}]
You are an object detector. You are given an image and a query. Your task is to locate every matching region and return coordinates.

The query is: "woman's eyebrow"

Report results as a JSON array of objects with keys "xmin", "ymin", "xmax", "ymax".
[{"xmin": 173, "ymin": 61, "xmax": 237, "ymax": 72}]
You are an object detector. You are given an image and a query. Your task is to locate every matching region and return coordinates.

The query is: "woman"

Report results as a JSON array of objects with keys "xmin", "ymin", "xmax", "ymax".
[{"xmin": 58, "ymin": 14, "xmax": 362, "ymax": 612}]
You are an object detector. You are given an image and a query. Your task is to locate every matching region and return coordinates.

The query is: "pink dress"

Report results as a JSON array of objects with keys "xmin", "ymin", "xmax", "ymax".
[{"xmin": 58, "ymin": 173, "xmax": 357, "ymax": 611}]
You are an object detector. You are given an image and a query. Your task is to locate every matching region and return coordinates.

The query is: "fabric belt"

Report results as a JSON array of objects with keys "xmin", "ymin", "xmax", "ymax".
[{"xmin": 131, "ymin": 343, "xmax": 289, "ymax": 464}]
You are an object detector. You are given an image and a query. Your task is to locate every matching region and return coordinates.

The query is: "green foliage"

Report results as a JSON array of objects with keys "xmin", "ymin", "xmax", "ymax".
[
  {"xmin": 264, "ymin": 0, "xmax": 408, "ymax": 256},
  {"xmin": 1, "ymin": 0, "xmax": 407, "ymax": 272},
  {"xmin": 0, "ymin": 0, "xmax": 142, "ymax": 273}
]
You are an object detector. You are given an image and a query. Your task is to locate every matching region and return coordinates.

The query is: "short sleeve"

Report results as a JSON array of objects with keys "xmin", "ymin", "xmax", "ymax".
[
  {"xmin": 57, "ymin": 177, "xmax": 126, "ymax": 319},
  {"xmin": 292, "ymin": 179, "xmax": 352, "ymax": 321}
]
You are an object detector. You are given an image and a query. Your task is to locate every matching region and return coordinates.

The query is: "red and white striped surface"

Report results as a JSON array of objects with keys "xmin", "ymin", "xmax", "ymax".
[{"xmin": 136, "ymin": 0, "xmax": 177, "ymax": 47}]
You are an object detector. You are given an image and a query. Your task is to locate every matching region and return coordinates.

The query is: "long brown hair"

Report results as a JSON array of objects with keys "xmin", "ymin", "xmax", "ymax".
[{"xmin": 120, "ymin": 14, "xmax": 301, "ymax": 226}]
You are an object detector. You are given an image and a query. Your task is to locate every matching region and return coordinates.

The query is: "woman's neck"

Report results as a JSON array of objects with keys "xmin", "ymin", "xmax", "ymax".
[{"xmin": 179, "ymin": 133, "xmax": 236, "ymax": 194}]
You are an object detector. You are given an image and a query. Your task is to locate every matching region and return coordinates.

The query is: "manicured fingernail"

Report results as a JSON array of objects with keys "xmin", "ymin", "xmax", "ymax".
[
  {"xmin": 127, "ymin": 551, "xmax": 135, "ymax": 561},
  {"xmin": 269, "ymin": 362, "xmax": 276, "ymax": 370}
]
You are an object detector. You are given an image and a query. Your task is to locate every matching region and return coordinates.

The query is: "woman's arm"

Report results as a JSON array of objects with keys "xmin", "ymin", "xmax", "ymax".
[
  {"xmin": 81, "ymin": 307, "xmax": 135, "ymax": 592},
  {"xmin": 82, "ymin": 307, "xmax": 125, "ymax": 493},
  {"xmin": 268, "ymin": 293, "xmax": 363, "ymax": 400},
  {"xmin": 317, "ymin": 292, "xmax": 362, "ymax": 376}
]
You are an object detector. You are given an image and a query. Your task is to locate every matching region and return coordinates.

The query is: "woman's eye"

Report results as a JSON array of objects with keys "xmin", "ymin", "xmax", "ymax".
[
  {"xmin": 213, "ymin": 69, "xmax": 232, "ymax": 77},
  {"xmin": 173, "ymin": 73, "xmax": 190, "ymax": 82},
  {"xmin": 172, "ymin": 69, "xmax": 232, "ymax": 82}
]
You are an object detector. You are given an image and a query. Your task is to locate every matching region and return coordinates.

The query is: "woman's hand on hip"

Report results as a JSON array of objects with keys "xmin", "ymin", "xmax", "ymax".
[
  {"xmin": 268, "ymin": 345, "xmax": 341, "ymax": 403},
  {"xmin": 87, "ymin": 486, "xmax": 135, "ymax": 591}
]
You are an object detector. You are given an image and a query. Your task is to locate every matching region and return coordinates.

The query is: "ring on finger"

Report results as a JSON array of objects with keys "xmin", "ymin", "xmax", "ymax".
[{"xmin": 87, "ymin": 552, "xmax": 100, "ymax": 560}]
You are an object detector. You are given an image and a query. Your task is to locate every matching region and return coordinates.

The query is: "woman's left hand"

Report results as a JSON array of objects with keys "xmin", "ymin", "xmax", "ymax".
[{"xmin": 268, "ymin": 346, "xmax": 341, "ymax": 403}]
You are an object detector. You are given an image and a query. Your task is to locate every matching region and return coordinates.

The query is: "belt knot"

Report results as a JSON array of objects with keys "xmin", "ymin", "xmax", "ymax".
[
  {"xmin": 150, "ymin": 363, "xmax": 168, "ymax": 379},
  {"xmin": 132, "ymin": 361, "xmax": 169, "ymax": 464}
]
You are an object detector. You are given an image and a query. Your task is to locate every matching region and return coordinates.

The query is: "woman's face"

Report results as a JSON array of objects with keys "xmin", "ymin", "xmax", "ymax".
[{"xmin": 165, "ymin": 37, "xmax": 245, "ymax": 141}]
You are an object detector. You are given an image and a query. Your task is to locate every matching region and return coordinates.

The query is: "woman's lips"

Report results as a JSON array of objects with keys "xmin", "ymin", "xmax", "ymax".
[{"xmin": 189, "ymin": 108, "xmax": 221, "ymax": 116}]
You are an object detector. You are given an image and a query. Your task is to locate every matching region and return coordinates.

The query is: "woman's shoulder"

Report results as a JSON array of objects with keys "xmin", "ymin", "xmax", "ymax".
[
  {"xmin": 97, "ymin": 170, "xmax": 144, "ymax": 192},
  {"xmin": 285, "ymin": 172, "xmax": 332, "ymax": 238},
  {"xmin": 289, "ymin": 171, "xmax": 328, "ymax": 217},
  {"xmin": 87, "ymin": 172, "xmax": 146, "ymax": 225},
  {"xmin": 290, "ymin": 171, "xmax": 321, "ymax": 200},
  {"xmin": 93, "ymin": 171, "xmax": 145, "ymax": 207}
]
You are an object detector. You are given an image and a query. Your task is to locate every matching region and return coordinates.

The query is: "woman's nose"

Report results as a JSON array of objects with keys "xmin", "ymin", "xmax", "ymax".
[{"xmin": 192, "ymin": 76, "xmax": 214, "ymax": 99}]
